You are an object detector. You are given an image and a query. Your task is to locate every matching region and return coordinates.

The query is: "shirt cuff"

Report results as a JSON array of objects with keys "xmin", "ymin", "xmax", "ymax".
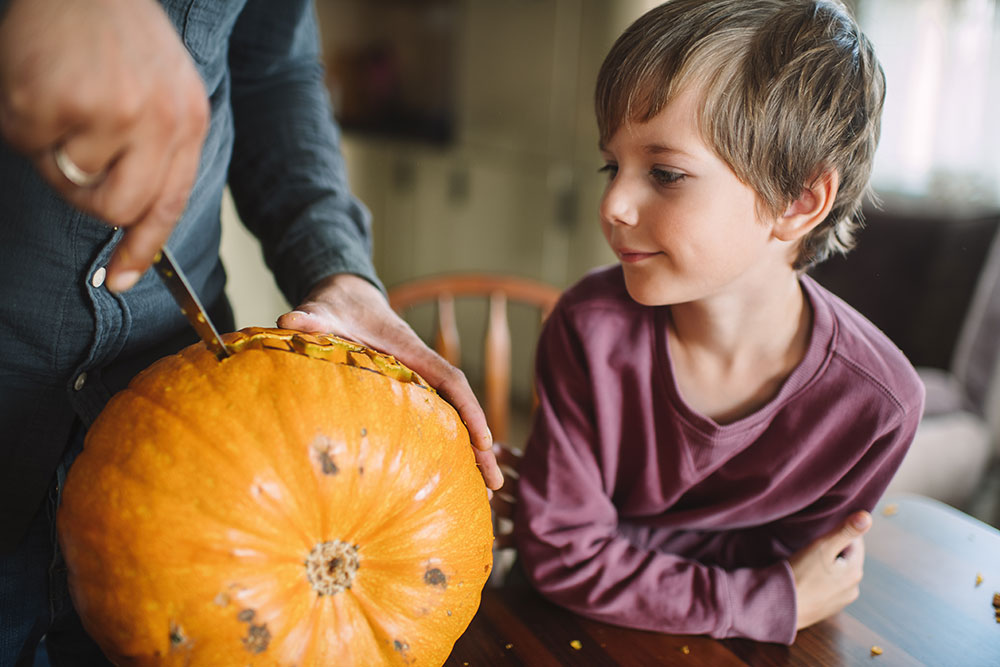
[{"xmin": 722, "ymin": 560, "xmax": 798, "ymax": 644}]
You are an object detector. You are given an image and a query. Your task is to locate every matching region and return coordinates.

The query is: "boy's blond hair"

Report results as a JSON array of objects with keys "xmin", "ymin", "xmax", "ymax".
[{"xmin": 596, "ymin": 0, "xmax": 885, "ymax": 269}]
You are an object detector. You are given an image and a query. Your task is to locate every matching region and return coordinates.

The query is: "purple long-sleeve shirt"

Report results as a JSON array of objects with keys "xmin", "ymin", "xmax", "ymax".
[{"xmin": 514, "ymin": 266, "xmax": 925, "ymax": 644}]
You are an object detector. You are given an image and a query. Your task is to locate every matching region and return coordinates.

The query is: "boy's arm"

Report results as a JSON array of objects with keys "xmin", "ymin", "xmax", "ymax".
[
  {"xmin": 515, "ymin": 407, "xmax": 798, "ymax": 643},
  {"xmin": 513, "ymin": 301, "xmax": 922, "ymax": 645},
  {"xmin": 513, "ymin": 305, "xmax": 798, "ymax": 644}
]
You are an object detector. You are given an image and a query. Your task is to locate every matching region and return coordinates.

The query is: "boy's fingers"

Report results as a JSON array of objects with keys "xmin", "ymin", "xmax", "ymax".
[
  {"xmin": 827, "ymin": 511, "xmax": 872, "ymax": 556},
  {"xmin": 849, "ymin": 510, "xmax": 872, "ymax": 533}
]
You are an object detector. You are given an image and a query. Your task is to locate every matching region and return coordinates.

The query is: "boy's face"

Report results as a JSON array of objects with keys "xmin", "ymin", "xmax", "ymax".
[{"xmin": 599, "ymin": 85, "xmax": 786, "ymax": 307}]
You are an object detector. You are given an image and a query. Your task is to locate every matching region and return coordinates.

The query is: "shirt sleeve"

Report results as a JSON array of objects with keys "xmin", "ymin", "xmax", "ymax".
[
  {"xmin": 513, "ymin": 302, "xmax": 799, "ymax": 644},
  {"xmin": 226, "ymin": 0, "xmax": 381, "ymax": 306}
]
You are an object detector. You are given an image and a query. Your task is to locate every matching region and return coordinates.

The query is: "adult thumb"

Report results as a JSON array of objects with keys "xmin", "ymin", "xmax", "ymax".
[{"xmin": 276, "ymin": 309, "xmax": 328, "ymax": 333}]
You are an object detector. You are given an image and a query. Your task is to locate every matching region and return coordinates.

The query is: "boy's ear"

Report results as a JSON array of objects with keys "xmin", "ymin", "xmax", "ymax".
[{"xmin": 773, "ymin": 169, "xmax": 840, "ymax": 242}]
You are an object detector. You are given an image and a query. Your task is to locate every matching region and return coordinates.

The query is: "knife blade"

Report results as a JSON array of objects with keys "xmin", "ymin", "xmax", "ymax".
[{"xmin": 152, "ymin": 246, "xmax": 231, "ymax": 360}]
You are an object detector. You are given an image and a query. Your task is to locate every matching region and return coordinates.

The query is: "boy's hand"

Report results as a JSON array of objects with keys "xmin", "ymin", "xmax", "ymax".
[{"xmin": 789, "ymin": 510, "xmax": 872, "ymax": 630}]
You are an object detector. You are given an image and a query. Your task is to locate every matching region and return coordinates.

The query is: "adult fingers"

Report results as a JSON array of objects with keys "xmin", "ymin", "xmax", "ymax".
[
  {"xmin": 280, "ymin": 288, "xmax": 476, "ymax": 432},
  {"xmin": 282, "ymin": 275, "xmax": 499, "ymax": 474},
  {"xmin": 277, "ymin": 308, "xmax": 329, "ymax": 333},
  {"xmin": 390, "ymin": 335, "xmax": 495, "ymax": 453},
  {"xmin": 399, "ymin": 339, "xmax": 502, "ymax": 487},
  {"xmin": 105, "ymin": 133, "xmax": 203, "ymax": 292},
  {"xmin": 69, "ymin": 84, "xmax": 188, "ymax": 225},
  {"xmin": 280, "ymin": 302, "xmax": 501, "ymax": 484},
  {"xmin": 31, "ymin": 129, "xmax": 125, "ymax": 202},
  {"xmin": 53, "ymin": 130, "xmax": 171, "ymax": 230},
  {"xmin": 473, "ymin": 446, "xmax": 503, "ymax": 491},
  {"xmin": 369, "ymin": 315, "xmax": 497, "ymax": 457}
]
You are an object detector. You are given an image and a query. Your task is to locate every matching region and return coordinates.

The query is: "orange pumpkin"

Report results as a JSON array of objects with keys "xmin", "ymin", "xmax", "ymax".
[{"xmin": 56, "ymin": 327, "xmax": 494, "ymax": 666}]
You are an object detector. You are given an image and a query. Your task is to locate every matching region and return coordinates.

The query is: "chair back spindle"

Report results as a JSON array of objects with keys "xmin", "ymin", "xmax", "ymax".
[
  {"xmin": 434, "ymin": 293, "xmax": 460, "ymax": 367},
  {"xmin": 485, "ymin": 290, "xmax": 511, "ymax": 443}
]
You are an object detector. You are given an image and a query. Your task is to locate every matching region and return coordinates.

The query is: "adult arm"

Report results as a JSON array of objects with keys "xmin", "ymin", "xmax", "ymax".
[{"xmin": 225, "ymin": 1, "xmax": 500, "ymax": 488}]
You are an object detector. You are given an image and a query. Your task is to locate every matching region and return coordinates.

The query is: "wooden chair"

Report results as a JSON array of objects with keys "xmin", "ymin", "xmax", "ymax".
[{"xmin": 388, "ymin": 272, "xmax": 561, "ymax": 567}]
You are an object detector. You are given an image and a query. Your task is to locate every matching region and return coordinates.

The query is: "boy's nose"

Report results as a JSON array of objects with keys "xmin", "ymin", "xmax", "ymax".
[{"xmin": 600, "ymin": 178, "xmax": 639, "ymax": 228}]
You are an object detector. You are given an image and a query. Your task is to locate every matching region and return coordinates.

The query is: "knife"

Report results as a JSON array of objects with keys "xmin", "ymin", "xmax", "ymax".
[{"xmin": 152, "ymin": 246, "xmax": 231, "ymax": 360}]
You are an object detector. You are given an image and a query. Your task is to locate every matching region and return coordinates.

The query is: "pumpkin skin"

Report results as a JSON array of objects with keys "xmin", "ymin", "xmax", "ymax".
[{"xmin": 56, "ymin": 327, "xmax": 494, "ymax": 666}]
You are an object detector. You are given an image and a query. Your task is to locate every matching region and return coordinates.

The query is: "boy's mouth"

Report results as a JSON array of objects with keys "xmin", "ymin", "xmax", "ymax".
[{"xmin": 617, "ymin": 249, "xmax": 660, "ymax": 263}]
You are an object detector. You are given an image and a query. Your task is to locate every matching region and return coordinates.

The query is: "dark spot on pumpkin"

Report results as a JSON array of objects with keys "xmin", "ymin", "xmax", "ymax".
[
  {"xmin": 424, "ymin": 567, "xmax": 447, "ymax": 589},
  {"xmin": 318, "ymin": 450, "xmax": 339, "ymax": 475},
  {"xmin": 242, "ymin": 623, "xmax": 271, "ymax": 654},
  {"xmin": 169, "ymin": 623, "xmax": 185, "ymax": 646},
  {"xmin": 361, "ymin": 428, "xmax": 367, "ymax": 437},
  {"xmin": 358, "ymin": 465, "xmax": 364, "ymax": 475},
  {"xmin": 237, "ymin": 609, "xmax": 255, "ymax": 623},
  {"xmin": 394, "ymin": 639, "xmax": 410, "ymax": 653}
]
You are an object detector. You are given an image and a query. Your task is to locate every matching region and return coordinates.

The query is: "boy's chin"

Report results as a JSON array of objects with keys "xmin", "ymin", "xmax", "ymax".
[{"xmin": 621, "ymin": 272, "xmax": 675, "ymax": 307}]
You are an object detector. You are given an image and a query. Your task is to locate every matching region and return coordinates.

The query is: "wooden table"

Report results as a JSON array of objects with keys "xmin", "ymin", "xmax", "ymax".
[{"xmin": 446, "ymin": 494, "xmax": 1000, "ymax": 666}]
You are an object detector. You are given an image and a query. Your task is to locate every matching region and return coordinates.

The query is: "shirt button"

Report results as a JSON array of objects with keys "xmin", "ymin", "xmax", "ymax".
[
  {"xmin": 91, "ymin": 266, "xmax": 107, "ymax": 288},
  {"xmin": 73, "ymin": 372, "xmax": 87, "ymax": 391}
]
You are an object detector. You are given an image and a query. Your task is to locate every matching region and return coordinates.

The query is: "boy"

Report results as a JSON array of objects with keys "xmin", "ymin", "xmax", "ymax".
[{"xmin": 513, "ymin": 0, "xmax": 924, "ymax": 645}]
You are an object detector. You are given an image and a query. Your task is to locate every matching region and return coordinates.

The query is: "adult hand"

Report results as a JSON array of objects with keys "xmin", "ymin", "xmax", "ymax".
[
  {"xmin": 0, "ymin": 0, "xmax": 209, "ymax": 292},
  {"xmin": 789, "ymin": 510, "xmax": 871, "ymax": 630},
  {"xmin": 277, "ymin": 273, "xmax": 504, "ymax": 491}
]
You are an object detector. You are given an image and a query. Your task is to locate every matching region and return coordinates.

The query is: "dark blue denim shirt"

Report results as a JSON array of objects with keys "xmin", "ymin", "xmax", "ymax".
[{"xmin": 0, "ymin": 0, "xmax": 379, "ymax": 552}]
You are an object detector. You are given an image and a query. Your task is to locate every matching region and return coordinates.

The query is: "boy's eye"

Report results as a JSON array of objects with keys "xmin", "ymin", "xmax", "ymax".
[
  {"xmin": 651, "ymin": 168, "xmax": 685, "ymax": 185},
  {"xmin": 598, "ymin": 163, "xmax": 618, "ymax": 180}
]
